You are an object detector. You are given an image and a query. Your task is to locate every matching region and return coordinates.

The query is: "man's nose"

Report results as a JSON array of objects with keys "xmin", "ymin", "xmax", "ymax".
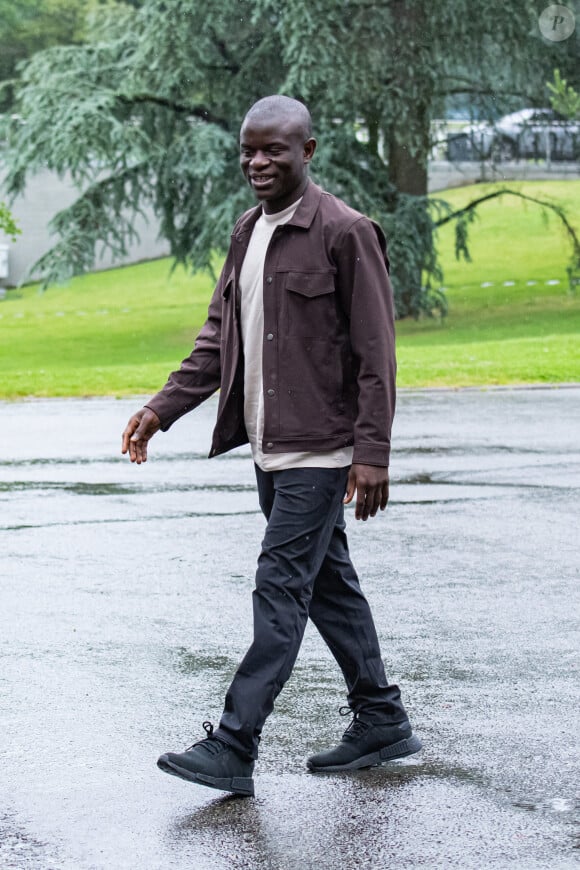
[{"xmin": 249, "ymin": 151, "xmax": 270, "ymax": 169}]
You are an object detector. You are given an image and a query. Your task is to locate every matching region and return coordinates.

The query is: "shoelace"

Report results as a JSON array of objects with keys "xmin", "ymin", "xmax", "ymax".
[
  {"xmin": 186, "ymin": 720, "xmax": 230, "ymax": 755},
  {"xmin": 339, "ymin": 706, "xmax": 372, "ymax": 741}
]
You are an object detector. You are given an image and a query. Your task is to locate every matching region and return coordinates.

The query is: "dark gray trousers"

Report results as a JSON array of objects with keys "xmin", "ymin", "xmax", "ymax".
[{"xmin": 214, "ymin": 465, "xmax": 406, "ymax": 760}]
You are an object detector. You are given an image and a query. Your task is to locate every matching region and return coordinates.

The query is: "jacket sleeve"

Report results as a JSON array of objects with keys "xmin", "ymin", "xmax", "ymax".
[
  {"xmin": 334, "ymin": 217, "xmax": 396, "ymax": 467},
  {"xmin": 144, "ymin": 265, "xmax": 228, "ymax": 431}
]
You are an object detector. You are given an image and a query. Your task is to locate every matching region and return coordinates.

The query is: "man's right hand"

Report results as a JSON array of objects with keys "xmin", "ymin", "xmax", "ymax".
[{"xmin": 121, "ymin": 408, "xmax": 161, "ymax": 464}]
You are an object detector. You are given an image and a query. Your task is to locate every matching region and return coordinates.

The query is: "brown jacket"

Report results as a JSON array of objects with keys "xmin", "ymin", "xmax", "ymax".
[{"xmin": 146, "ymin": 181, "xmax": 397, "ymax": 466}]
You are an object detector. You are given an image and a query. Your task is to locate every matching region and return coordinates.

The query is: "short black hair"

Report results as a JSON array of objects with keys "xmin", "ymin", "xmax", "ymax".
[{"xmin": 243, "ymin": 95, "xmax": 313, "ymax": 140}]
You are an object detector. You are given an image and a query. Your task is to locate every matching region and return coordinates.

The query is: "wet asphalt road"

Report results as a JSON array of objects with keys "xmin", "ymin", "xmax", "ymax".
[{"xmin": 1, "ymin": 387, "xmax": 579, "ymax": 869}]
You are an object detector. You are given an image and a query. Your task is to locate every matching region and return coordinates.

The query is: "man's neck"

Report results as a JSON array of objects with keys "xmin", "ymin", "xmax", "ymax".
[{"xmin": 262, "ymin": 178, "xmax": 309, "ymax": 215}]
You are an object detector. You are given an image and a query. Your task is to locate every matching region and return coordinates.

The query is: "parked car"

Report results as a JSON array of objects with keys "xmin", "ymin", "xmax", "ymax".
[{"xmin": 446, "ymin": 108, "xmax": 580, "ymax": 162}]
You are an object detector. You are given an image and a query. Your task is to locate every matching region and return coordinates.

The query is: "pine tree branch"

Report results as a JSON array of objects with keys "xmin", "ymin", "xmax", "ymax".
[
  {"xmin": 207, "ymin": 29, "xmax": 241, "ymax": 75},
  {"xmin": 114, "ymin": 94, "xmax": 230, "ymax": 129},
  {"xmin": 434, "ymin": 187, "xmax": 580, "ymax": 258}
]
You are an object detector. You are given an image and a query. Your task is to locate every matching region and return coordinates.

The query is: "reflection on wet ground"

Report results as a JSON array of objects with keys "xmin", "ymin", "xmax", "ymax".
[{"xmin": 1, "ymin": 388, "xmax": 579, "ymax": 869}]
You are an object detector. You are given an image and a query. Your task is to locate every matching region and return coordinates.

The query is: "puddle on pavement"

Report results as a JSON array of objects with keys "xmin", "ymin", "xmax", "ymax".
[
  {"xmin": 401, "ymin": 662, "xmax": 474, "ymax": 682},
  {"xmin": 0, "ymin": 481, "xmax": 141, "ymax": 495},
  {"xmin": 0, "ymin": 814, "xmax": 62, "ymax": 870},
  {"xmin": 0, "ymin": 481, "xmax": 257, "ymax": 495},
  {"xmin": 0, "ymin": 452, "xmax": 215, "ymax": 467},
  {"xmin": 302, "ymin": 758, "xmax": 488, "ymax": 789},
  {"xmin": 173, "ymin": 647, "xmax": 236, "ymax": 675},
  {"xmin": 514, "ymin": 797, "xmax": 577, "ymax": 813},
  {"xmin": 394, "ymin": 444, "xmax": 550, "ymax": 456},
  {"xmin": 1, "ymin": 508, "xmax": 261, "ymax": 532}
]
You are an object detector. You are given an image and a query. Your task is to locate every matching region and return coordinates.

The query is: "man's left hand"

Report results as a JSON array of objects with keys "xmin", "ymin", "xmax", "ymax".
[{"xmin": 344, "ymin": 464, "xmax": 389, "ymax": 521}]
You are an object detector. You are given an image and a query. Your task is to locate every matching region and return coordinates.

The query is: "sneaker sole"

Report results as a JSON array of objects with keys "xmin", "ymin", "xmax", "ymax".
[
  {"xmin": 157, "ymin": 755, "xmax": 255, "ymax": 797},
  {"xmin": 307, "ymin": 734, "xmax": 423, "ymax": 772}
]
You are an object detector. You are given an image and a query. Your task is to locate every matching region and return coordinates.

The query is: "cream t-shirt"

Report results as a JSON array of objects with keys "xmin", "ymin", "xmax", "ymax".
[{"xmin": 239, "ymin": 200, "xmax": 353, "ymax": 471}]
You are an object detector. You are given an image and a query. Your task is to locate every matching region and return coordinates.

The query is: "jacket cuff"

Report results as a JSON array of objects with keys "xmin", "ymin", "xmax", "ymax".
[
  {"xmin": 144, "ymin": 396, "xmax": 185, "ymax": 432},
  {"xmin": 352, "ymin": 443, "xmax": 390, "ymax": 467}
]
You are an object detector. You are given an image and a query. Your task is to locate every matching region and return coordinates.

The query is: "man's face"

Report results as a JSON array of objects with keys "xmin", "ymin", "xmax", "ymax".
[{"xmin": 240, "ymin": 114, "xmax": 316, "ymax": 214}]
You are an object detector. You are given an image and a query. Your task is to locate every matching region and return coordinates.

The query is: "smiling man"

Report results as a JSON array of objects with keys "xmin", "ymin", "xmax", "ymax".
[{"xmin": 122, "ymin": 95, "xmax": 421, "ymax": 797}]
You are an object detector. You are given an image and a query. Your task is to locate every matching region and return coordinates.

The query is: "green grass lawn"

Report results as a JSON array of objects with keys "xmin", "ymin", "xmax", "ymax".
[
  {"xmin": 397, "ymin": 179, "xmax": 580, "ymax": 386},
  {"xmin": 0, "ymin": 258, "xmax": 215, "ymax": 397},
  {"xmin": 0, "ymin": 179, "xmax": 579, "ymax": 398}
]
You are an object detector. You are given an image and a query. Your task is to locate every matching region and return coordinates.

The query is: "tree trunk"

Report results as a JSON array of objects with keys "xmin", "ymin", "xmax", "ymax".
[
  {"xmin": 388, "ymin": 139, "xmax": 428, "ymax": 196},
  {"xmin": 385, "ymin": 0, "xmax": 432, "ymax": 316}
]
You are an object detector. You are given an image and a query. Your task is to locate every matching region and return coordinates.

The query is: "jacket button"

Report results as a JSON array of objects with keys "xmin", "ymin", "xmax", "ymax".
[
  {"xmin": 266, "ymin": 275, "xmax": 273, "ymax": 284},
  {"xmin": 266, "ymin": 333, "xmax": 274, "ymax": 341},
  {"xmin": 266, "ymin": 442, "xmax": 273, "ymax": 449},
  {"xmin": 267, "ymin": 389, "xmax": 275, "ymax": 396}
]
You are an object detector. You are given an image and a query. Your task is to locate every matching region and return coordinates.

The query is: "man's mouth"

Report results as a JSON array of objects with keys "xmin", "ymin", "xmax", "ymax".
[{"xmin": 250, "ymin": 175, "xmax": 275, "ymax": 189}]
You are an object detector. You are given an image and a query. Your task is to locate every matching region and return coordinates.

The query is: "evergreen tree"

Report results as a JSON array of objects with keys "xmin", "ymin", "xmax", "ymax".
[{"xmin": 3, "ymin": 0, "xmax": 579, "ymax": 314}]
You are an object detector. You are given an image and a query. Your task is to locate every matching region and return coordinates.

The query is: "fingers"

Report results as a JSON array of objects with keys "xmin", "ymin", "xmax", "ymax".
[
  {"xmin": 347, "ymin": 464, "xmax": 390, "ymax": 521},
  {"xmin": 343, "ymin": 469, "xmax": 356, "ymax": 505},
  {"xmin": 356, "ymin": 483, "xmax": 381, "ymax": 521},
  {"xmin": 130, "ymin": 428, "xmax": 148, "ymax": 464},
  {"xmin": 380, "ymin": 480, "xmax": 389, "ymax": 511},
  {"xmin": 355, "ymin": 481, "xmax": 367, "ymax": 520},
  {"xmin": 121, "ymin": 409, "xmax": 161, "ymax": 464},
  {"xmin": 121, "ymin": 416, "xmax": 139, "ymax": 456}
]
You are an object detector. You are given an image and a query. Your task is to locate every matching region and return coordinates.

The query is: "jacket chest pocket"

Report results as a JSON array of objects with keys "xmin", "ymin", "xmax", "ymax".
[
  {"xmin": 283, "ymin": 270, "xmax": 337, "ymax": 338},
  {"xmin": 220, "ymin": 269, "xmax": 239, "ymax": 349}
]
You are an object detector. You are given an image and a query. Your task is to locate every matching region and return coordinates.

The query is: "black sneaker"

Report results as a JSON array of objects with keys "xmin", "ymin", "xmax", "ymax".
[
  {"xmin": 157, "ymin": 721, "xmax": 255, "ymax": 797},
  {"xmin": 307, "ymin": 710, "xmax": 422, "ymax": 772}
]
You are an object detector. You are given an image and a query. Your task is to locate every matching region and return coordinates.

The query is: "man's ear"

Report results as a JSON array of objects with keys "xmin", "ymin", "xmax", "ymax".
[{"xmin": 304, "ymin": 137, "xmax": 317, "ymax": 164}]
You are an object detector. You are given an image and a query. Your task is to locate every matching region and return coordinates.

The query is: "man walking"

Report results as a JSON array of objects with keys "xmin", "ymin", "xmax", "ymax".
[{"xmin": 122, "ymin": 95, "xmax": 421, "ymax": 797}]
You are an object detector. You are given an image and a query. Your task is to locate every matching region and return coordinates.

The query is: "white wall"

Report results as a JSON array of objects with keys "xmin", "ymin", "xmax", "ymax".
[{"xmin": 0, "ymin": 167, "xmax": 169, "ymax": 286}]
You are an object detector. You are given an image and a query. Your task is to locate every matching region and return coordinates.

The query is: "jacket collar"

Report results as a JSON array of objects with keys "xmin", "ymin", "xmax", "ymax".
[
  {"xmin": 233, "ymin": 179, "xmax": 322, "ymax": 241},
  {"xmin": 286, "ymin": 179, "xmax": 323, "ymax": 228}
]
